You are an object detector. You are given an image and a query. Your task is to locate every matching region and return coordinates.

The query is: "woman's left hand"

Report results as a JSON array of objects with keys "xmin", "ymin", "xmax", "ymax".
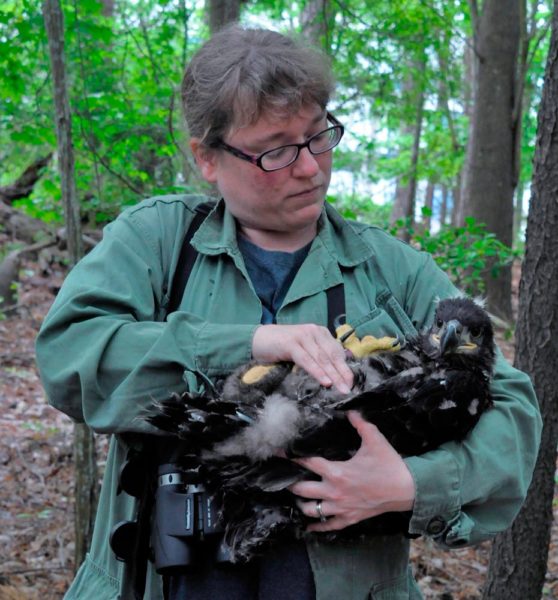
[{"xmin": 289, "ymin": 411, "xmax": 416, "ymax": 532}]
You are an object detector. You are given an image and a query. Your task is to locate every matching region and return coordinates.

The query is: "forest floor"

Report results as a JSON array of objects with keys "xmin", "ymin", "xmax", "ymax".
[{"xmin": 0, "ymin": 255, "xmax": 557, "ymax": 600}]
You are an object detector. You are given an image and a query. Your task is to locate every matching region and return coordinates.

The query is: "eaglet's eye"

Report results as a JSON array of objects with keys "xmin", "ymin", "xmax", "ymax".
[
  {"xmin": 436, "ymin": 318, "xmax": 444, "ymax": 328},
  {"xmin": 469, "ymin": 326, "xmax": 482, "ymax": 338}
]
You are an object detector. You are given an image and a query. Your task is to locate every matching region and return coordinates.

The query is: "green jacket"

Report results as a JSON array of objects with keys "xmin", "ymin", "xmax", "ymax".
[{"xmin": 36, "ymin": 196, "xmax": 541, "ymax": 600}]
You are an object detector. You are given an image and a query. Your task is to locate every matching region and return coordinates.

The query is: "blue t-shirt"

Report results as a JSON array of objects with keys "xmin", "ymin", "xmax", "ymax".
[{"xmin": 237, "ymin": 235, "xmax": 312, "ymax": 324}]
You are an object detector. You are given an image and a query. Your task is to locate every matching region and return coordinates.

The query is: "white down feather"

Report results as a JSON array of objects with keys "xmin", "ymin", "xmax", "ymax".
[{"xmin": 211, "ymin": 394, "xmax": 302, "ymax": 461}]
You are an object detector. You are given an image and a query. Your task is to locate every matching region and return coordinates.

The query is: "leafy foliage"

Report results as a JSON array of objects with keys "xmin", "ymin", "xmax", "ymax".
[
  {"xmin": 390, "ymin": 212, "xmax": 517, "ymax": 295},
  {"xmin": 0, "ymin": 0, "xmax": 53, "ymax": 180},
  {"xmin": 2, "ymin": 0, "xmax": 211, "ymax": 221},
  {"xmin": 0, "ymin": 0, "xmax": 551, "ymax": 241},
  {"xmin": 328, "ymin": 191, "xmax": 515, "ymax": 295},
  {"xmin": 329, "ymin": 193, "xmax": 392, "ymax": 227}
]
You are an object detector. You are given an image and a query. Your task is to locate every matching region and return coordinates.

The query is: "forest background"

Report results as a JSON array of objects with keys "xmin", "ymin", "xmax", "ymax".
[
  {"xmin": 2, "ymin": 0, "xmax": 552, "ymax": 317},
  {"xmin": 1, "ymin": 0, "xmax": 557, "ymax": 599}
]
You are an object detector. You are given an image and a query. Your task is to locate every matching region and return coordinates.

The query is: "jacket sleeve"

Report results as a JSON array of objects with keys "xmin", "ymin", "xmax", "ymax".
[
  {"xmin": 35, "ymin": 204, "xmax": 257, "ymax": 434},
  {"xmin": 395, "ymin": 251, "xmax": 542, "ymax": 546}
]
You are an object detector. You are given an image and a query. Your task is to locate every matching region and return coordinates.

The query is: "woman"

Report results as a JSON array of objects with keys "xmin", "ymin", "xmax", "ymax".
[{"xmin": 36, "ymin": 25, "xmax": 541, "ymax": 600}]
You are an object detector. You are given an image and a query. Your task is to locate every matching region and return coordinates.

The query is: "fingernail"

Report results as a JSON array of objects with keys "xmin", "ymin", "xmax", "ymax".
[{"xmin": 338, "ymin": 383, "xmax": 351, "ymax": 394}]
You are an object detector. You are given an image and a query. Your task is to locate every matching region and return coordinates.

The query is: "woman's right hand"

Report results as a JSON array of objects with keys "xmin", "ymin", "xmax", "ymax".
[{"xmin": 251, "ymin": 324, "xmax": 353, "ymax": 394}]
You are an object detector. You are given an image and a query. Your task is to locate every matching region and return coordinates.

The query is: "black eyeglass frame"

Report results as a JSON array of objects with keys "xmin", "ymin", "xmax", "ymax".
[{"xmin": 212, "ymin": 112, "xmax": 345, "ymax": 172}]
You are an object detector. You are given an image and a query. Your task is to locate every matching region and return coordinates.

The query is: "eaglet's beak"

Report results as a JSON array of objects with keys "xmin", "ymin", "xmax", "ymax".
[{"xmin": 440, "ymin": 319, "xmax": 462, "ymax": 355}]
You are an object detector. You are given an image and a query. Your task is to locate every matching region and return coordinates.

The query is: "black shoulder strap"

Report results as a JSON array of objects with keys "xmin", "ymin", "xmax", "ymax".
[
  {"xmin": 167, "ymin": 201, "xmax": 215, "ymax": 315},
  {"xmin": 326, "ymin": 282, "xmax": 345, "ymax": 336}
]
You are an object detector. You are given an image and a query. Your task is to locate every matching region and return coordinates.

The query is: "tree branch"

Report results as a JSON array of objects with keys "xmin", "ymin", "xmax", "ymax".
[{"xmin": 0, "ymin": 154, "xmax": 53, "ymax": 204}]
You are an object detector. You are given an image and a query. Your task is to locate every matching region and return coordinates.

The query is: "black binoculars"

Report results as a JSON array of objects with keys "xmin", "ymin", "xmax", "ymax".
[
  {"xmin": 151, "ymin": 463, "xmax": 231, "ymax": 573},
  {"xmin": 110, "ymin": 449, "xmax": 231, "ymax": 574}
]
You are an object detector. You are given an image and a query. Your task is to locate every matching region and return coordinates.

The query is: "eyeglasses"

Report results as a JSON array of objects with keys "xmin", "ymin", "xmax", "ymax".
[{"xmin": 212, "ymin": 112, "xmax": 344, "ymax": 172}]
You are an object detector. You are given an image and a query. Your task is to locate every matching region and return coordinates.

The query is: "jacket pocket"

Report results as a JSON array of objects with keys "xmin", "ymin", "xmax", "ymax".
[
  {"xmin": 352, "ymin": 294, "xmax": 417, "ymax": 342},
  {"xmin": 379, "ymin": 292, "xmax": 418, "ymax": 338}
]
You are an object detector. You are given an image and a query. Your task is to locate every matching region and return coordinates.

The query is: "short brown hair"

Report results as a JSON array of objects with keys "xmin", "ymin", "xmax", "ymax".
[{"xmin": 181, "ymin": 25, "xmax": 334, "ymax": 147}]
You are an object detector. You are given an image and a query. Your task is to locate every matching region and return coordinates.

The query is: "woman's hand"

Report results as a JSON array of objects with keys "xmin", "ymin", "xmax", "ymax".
[
  {"xmin": 252, "ymin": 323, "xmax": 353, "ymax": 393},
  {"xmin": 289, "ymin": 411, "xmax": 416, "ymax": 532}
]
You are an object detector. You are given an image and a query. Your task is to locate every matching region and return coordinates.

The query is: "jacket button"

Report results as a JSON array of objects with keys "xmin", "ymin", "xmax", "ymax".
[{"xmin": 426, "ymin": 516, "xmax": 446, "ymax": 535}]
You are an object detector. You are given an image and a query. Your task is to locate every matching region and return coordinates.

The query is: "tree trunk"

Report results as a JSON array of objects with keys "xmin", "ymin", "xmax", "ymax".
[
  {"xmin": 422, "ymin": 180, "xmax": 434, "ymax": 232},
  {"xmin": 73, "ymin": 424, "xmax": 99, "ymax": 568},
  {"xmin": 450, "ymin": 176, "xmax": 462, "ymax": 227},
  {"xmin": 513, "ymin": 181, "xmax": 524, "ymax": 243},
  {"xmin": 0, "ymin": 252, "xmax": 20, "ymax": 308},
  {"xmin": 100, "ymin": 0, "xmax": 114, "ymax": 17},
  {"xmin": 483, "ymin": 1, "xmax": 558, "ymax": 596},
  {"xmin": 454, "ymin": 39, "xmax": 475, "ymax": 227},
  {"xmin": 43, "ymin": 1, "xmax": 82, "ymax": 264},
  {"xmin": 440, "ymin": 185, "xmax": 448, "ymax": 226},
  {"xmin": 208, "ymin": 0, "xmax": 240, "ymax": 33},
  {"xmin": 391, "ymin": 58, "xmax": 426, "ymax": 241},
  {"xmin": 436, "ymin": 40, "xmax": 462, "ymax": 231},
  {"xmin": 301, "ymin": 0, "xmax": 331, "ymax": 48},
  {"xmin": 415, "ymin": 181, "xmax": 434, "ymax": 236},
  {"xmin": 43, "ymin": 0, "xmax": 98, "ymax": 572},
  {"xmin": 460, "ymin": 0, "xmax": 521, "ymax": 320}
]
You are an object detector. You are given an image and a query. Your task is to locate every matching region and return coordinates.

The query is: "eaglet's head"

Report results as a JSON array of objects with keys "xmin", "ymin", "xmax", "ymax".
[{"xmin": 428, "ymin": 297, "xmax": 495, "ymax": 369}]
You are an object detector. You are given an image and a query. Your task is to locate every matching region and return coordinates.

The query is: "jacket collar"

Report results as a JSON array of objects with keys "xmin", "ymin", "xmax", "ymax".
[{"xmin": 191, "ymin": 198, "xmax": 375, "ymax": 269}]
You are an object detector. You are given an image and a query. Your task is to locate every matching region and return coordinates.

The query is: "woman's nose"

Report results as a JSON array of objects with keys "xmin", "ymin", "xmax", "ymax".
[{"xmin": 292, "ymin": 147, "xmax": 320, "ymax": 177}]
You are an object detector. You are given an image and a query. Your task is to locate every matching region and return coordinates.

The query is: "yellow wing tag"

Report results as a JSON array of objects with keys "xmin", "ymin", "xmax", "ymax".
[
  {"xmin": 241, "ymin": 364, "xmax": 277, "ymax": 385},
  {"xmin": 336, "ymin": 324, "xmax": 400, "ymax": 358}
]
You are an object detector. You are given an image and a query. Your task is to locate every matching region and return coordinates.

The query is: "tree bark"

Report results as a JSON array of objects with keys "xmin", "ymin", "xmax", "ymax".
[
  {"xmin": 43, "ymin": 0, "xmax": 97, "ymax": 573},
  {"xmin": 100, "ymin": 0, "xmax": 114, "ymax": 17},
  {"xmin": 301, "ymin": 0, "xmax": 332, "ymax": 48},
  {"xmin": 461, "ymin": 0, "xmax": 521, "ymax": 319},
  {"xmin": 390, "ymin": 57, "xmax": 426, "ymax": 241},
  {"xmin": 513, "ymin": 182, "xmax": 524, "ymax": 242},
  {"xmin": 208, "ymin": 0, "xmax": 240, "ymax": 33},
  {"xmin": 73, "ymin": 424, "xmax": 99, "ymax": 569},
  {"xmin": 450, "ymin": 176, "xmax": 462, "ymax": 227},
  {"xmin": 0, "ymin": 252, "xmax": 20, "ymax": 308},
  {"xmin": 440, "ymin": 185, "xmax": 448, "ymax": 226},
  {"xmin": 483, "ymin": 1, "xmax": 558, "ymax": 596},
  {"xmin": 436, "ymin": 44, "xmax": 463, "ymax": 232},
  {"xmin": 43, "ymin": 0, "xmax": 82, "ymax": 264},
  {"xmin": 453, "ymin": 38, "xmax": 475, "ymax": 227},
  {"xmin": 423, "ymin": 180, "xmax": 434, "ymax": 232}
]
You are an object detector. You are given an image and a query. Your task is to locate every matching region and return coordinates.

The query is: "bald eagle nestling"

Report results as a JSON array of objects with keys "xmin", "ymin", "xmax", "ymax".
[{"xmin": 148, "ymin": 296, "xmax": 495, "ymax": 562}]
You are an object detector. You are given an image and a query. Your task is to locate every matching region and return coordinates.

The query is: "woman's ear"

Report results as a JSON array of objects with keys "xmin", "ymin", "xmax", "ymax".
[{"xmin": 190, "ymin": 139, "xmax": 218, "ymax": 183}]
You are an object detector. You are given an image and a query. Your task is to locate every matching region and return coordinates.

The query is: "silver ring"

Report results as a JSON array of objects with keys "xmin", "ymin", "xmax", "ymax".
[{"xmin": 316, "ymin": 500, "xmax": 327, "ymax": 523}]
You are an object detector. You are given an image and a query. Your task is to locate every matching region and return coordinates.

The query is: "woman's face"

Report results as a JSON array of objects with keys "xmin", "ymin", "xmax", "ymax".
[{"xmin": 191, "ymin": 104, "xmax": 333, "ymax": 251}]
